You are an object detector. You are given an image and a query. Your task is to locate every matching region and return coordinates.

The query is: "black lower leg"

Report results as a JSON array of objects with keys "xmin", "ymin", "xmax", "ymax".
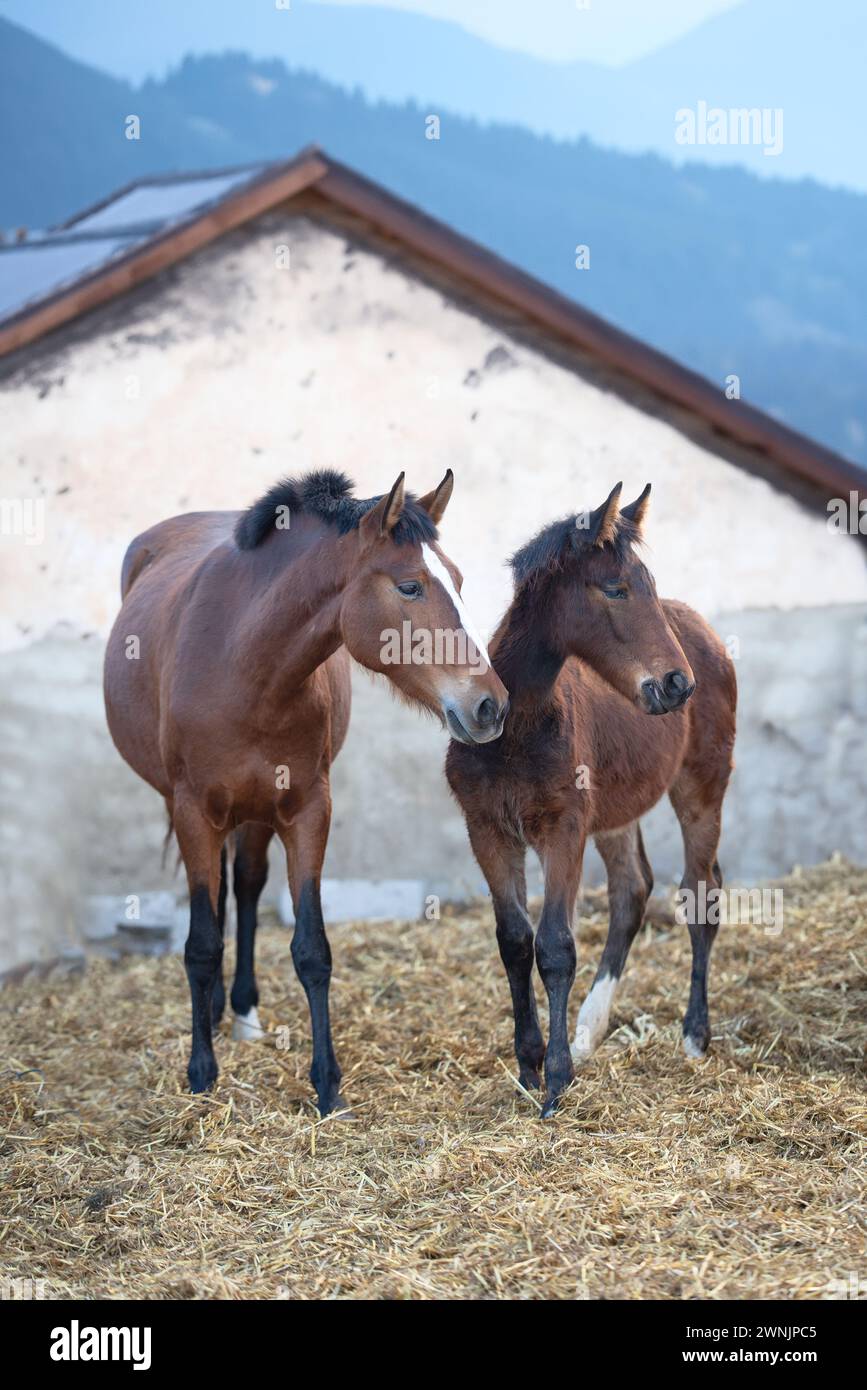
[
  {"xmin": 683, "ymin": 920, "xmax": 718, "ymax": 1054},
  {"xmin": 535, "ymin": 900, "xmax": 577, "ymax": 1116},
  {"xmin": 596, "ymin": 825, "xmax": 652, "ymax": 980},
  {"xmin": 230, "ymin": 847, "xmax": 268, "ymax": 1018},
  {"xmin": 597, "ymin": 894, "xmax": 647, "ymax": 981},
  {"xmin": 185, "ymin": 885, "xmax": 224, "ymax": 1092},
  {"xmin": 494, "ymin": 898, "xmax": 544, "ymax": 1089},
  {"xmin": 211, "ymin": 848, "xmax": 228, "ymax": 1027},
  {"xmin": 291, "ymin": 879, "xmax": 343, "ymax": 1115},
  {"xmin": 671, "ymin": 789, "xmax": 724, "ymax": 1056}
]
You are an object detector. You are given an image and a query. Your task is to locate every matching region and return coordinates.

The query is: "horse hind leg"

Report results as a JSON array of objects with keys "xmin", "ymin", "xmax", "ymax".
[
  {"xmin": 467, "ymin": 816, "xmax": 544, "ymax": 1091},
  {"xmin": 230, "ymin": 822, "xmax": 273, "ymax": 1041},
  {"xmin": 669, "ymin": 768, "xmax": 725, "ymax": 1059},
  {"xmin": 211, "ymin": 846, "xmax": 228, "ymax": 1028},
  {"xmin": 571, "ymin": 822, "xmax": 652, "ymax": 1064}
]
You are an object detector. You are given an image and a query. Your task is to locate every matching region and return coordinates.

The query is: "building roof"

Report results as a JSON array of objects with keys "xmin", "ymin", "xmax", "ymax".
[
  {"xmin": 0, "ymin": 163, "xmax": 270, "ymax": 328},
  {"xmin": 1, "ymin": 147, "xmax": 864, "ymax": 504}
]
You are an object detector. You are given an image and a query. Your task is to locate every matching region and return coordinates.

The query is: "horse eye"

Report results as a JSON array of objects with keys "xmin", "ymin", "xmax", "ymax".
[
  {"xmin": 602, "ymin": 585, "xmax": 628, "ymax": 600},
  {"xmin": 396, "ymin": 581, "xmax": 422, "ymax": 599}
]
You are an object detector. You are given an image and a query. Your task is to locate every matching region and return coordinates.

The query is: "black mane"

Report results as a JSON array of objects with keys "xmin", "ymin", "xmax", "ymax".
[
  {"xmin": 509, "ymin": 513, "xmax": 640, "ymax": 587},
  {"xmin": 234, "ymin": 468, "xmax": 438, "ymax": 550}
]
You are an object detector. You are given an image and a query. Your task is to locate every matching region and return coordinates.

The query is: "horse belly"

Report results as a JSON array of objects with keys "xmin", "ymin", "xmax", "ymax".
[
  {"xmin": 198, "ymin": 668, "xmax": 344, "ymax": 827},
  {"xmin": 103, "ymin": 593, "xmax": 173, "ymax": 797}
]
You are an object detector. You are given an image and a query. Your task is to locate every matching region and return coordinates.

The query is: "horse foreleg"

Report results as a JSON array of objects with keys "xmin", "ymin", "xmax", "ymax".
[
  {"xmin": 572, "ymin": 822, "xmax": 652, "ymax": 1064},
  {"xmin": 534, "ymin": 815, "xmax": 585, "ymax": 1117},
  {"xmin": 211, "ymin": 846, "xmax": 228, "ymax": 1028},
  {"xmin": 230, "ymin": 822, "xmax": 273, "ymax": 1040},
  {"xmin": 173, "ymin": 792, "xmax": 226, "ymax": 1093},
  {"xmin": 278, "ymin": 783, "xmax": 346, "ymax": 1116},
  {"xmin": 467, "ymin": 817, "xmax": 544, "ymax": 1092}
]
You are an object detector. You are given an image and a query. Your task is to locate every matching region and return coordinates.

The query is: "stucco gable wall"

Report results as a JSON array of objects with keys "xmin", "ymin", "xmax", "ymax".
[{"xmin": 2, "ymin": 212, "xmax": 865, "ymax": 656}]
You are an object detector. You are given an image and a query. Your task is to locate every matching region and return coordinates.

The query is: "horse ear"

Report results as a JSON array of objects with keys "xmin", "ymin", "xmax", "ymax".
[
  {"xmin": 417, "ymin": 468, "xmax": 453, "ymax": 525},
  {"xmin": 360, "ymin": 473, "xmax": 406, "ymax": 545},
  {"xmin": 586, "ymin": 481, "xmax": 623, "ymax": 548},
  {"xmin": 620, "ymin": 483, "xmax": 651, "ymax": 533}
]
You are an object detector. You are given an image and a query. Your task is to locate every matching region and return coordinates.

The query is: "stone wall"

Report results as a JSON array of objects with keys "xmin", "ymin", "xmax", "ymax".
[{"xmin": 1, "ymin": 603, "xmax": 864, "ymax": 971}]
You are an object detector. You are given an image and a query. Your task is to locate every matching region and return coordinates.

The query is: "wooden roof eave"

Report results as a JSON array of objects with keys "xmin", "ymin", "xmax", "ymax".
[{"xmin": 0, "ymin": 150, "xmax": 329, "ymax": 359}]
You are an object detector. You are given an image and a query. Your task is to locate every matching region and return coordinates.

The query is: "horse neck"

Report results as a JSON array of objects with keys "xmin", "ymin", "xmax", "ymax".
[
  {"xmin": 239, "ymin": 519, "xmax": 355, "ymax": 694},
  {"xmin": 490, "ymin": 583, "xmax": 568, "ymax": 719}
]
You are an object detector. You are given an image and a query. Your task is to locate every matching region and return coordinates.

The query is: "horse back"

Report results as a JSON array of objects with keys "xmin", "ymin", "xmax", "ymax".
[
  {"xmin": 120, "ymin": 511, "xmax": 239, "ymax": 598},
  {"xmin": 662, "ymin": 599, "xmax": 736, "ymax": 705}
]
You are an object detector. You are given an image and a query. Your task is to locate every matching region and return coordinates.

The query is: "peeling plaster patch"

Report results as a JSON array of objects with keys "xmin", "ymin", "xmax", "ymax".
[
  {"xmin": 35, "ymin": 376, "xmax": 65, "ymax": 398},
  {"xmin": 484, "ymin": 344, "xmax": 517, "ymax": 373},
  {"xmin": 125, "ymin": 329, "xmax": 178, "ymax": 350},
  {"xmin": 759, "ymin": 721, "xmax": 806, "ymax": 754},
  {"xmin": 464, "ymin": 344, "xmax": 518, "ymax": 389}
]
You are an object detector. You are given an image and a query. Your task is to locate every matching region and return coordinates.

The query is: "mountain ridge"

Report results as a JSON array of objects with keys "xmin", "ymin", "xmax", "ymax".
[
  {"xmin": 1, "ymin": 15, "xmax": 865, "ymax": 466},
  {"xmin": 1, "ymin": 0, "xmax": 864, "ymax": 189}
]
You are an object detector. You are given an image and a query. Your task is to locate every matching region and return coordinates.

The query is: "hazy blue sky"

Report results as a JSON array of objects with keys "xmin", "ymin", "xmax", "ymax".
[
  {"xmin": 0, "ymin": 0, "xmax": 747, "ymax": 74},
  {"xmin": 309, "ymin": 0, "xmax": 745, "ymax": 63}
]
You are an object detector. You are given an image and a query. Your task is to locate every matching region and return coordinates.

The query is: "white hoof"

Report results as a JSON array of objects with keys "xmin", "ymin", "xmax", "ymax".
[
  {"xmin": 571, "ymin": 1024, "xmax": 605, "ymax": 1066},
  {"xmin": 570, "ymin": 1036, "xmax": 595, "ymax": 1066},
  {"xmin": 232, "ymin": 1007, "xmax": 265, "ymax": 1041},
  {"xmin": 682, "ymin": 1034, "xmax": 707, "ymax": 1059}
]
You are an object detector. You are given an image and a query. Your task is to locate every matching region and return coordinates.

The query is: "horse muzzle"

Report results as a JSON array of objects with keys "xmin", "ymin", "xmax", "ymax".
[
  {"xmin": 639, "ymin": 670, "xmax": 695, "ymax": 716},
  {"xmin": 444, "ymin": 695, "xmax": 509, "ymax": 745}
]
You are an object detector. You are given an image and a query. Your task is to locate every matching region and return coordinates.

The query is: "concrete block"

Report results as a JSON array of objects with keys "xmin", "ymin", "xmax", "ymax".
[
  {"xmin": 279, "ymin": 878, "xmax": 426, "ymax": 925},
  {"xmin": 80, "ymin": 891, "xmax": 177, "ymax": 937},
  {"xmin": 80, "ymin": 891, "xmax": 179, "ymax": 955}
]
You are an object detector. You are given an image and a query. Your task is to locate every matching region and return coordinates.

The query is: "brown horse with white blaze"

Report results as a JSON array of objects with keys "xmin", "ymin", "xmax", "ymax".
[
  {"xmin": 446, "ymin": 483, "xmax": 737, "ymax": 1116},
  {"xmin": 104, "ymin": 468, "xmax": 507, "ymax": 1114}
]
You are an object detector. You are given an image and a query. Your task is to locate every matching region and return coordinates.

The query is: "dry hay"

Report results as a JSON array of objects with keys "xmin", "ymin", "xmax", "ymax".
[{"xmin": 1, "ymin": 860, "xmax": 865, "ymax": 1301}]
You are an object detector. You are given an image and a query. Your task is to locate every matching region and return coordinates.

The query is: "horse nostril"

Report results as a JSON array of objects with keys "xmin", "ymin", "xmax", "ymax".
[
  {"xmin": 663, "ymin": 670, "xmax": 689, "ymax": 700},
  {"xmin": 640, "ymin": 678, "xmax": 666, "ymax": 715},
  {"xmin": 474, "ymin": 696, "xmax": 498, "ymax": 729}
]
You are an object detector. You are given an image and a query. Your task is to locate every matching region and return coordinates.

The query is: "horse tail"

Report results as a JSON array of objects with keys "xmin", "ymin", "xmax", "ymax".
[
  {"xmin": 120, "ymin": 535, "xmax": 153, "ymax": 599},
  {"xmin": 161, "ymin": 804, "xmax": 180, "ymax": 875},
  {"xmin": 161, "ymin": 805, "xmax": 238, "ymax": 880}
]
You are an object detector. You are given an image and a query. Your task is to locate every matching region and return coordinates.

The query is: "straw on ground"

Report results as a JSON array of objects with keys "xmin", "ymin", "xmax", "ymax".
[{"xmin": 1, "ymin": 860, "xmax": 864, "ymax": 1300}]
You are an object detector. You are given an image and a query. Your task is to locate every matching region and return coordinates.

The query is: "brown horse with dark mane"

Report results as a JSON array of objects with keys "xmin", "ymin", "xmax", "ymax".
[
  {"xmin": 447, "ymin": 484, "xmax": 737, "ymax": 1116},
  {"xmin": 104, "ymin": 468, "xmax": 507, "ymax": 1114}
]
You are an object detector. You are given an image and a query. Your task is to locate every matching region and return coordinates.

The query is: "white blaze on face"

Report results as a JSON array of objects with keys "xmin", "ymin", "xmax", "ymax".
[{"xmin": 422, "ymin": 543, "xmax": 491, "ymax": 669}]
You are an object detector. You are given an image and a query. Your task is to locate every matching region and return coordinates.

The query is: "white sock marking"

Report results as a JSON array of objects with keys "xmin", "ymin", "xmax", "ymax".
[
  {"xmin": 232, "ymin": 1007, "xmax": 264, "ymax": 1041},
  {"xmin": 422, "ymin": 543, "xmax": 490, "ymax": 667},
  {"xmin": 571, "ymin": 974, "xmax": 618, "ymax": 1063}
]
